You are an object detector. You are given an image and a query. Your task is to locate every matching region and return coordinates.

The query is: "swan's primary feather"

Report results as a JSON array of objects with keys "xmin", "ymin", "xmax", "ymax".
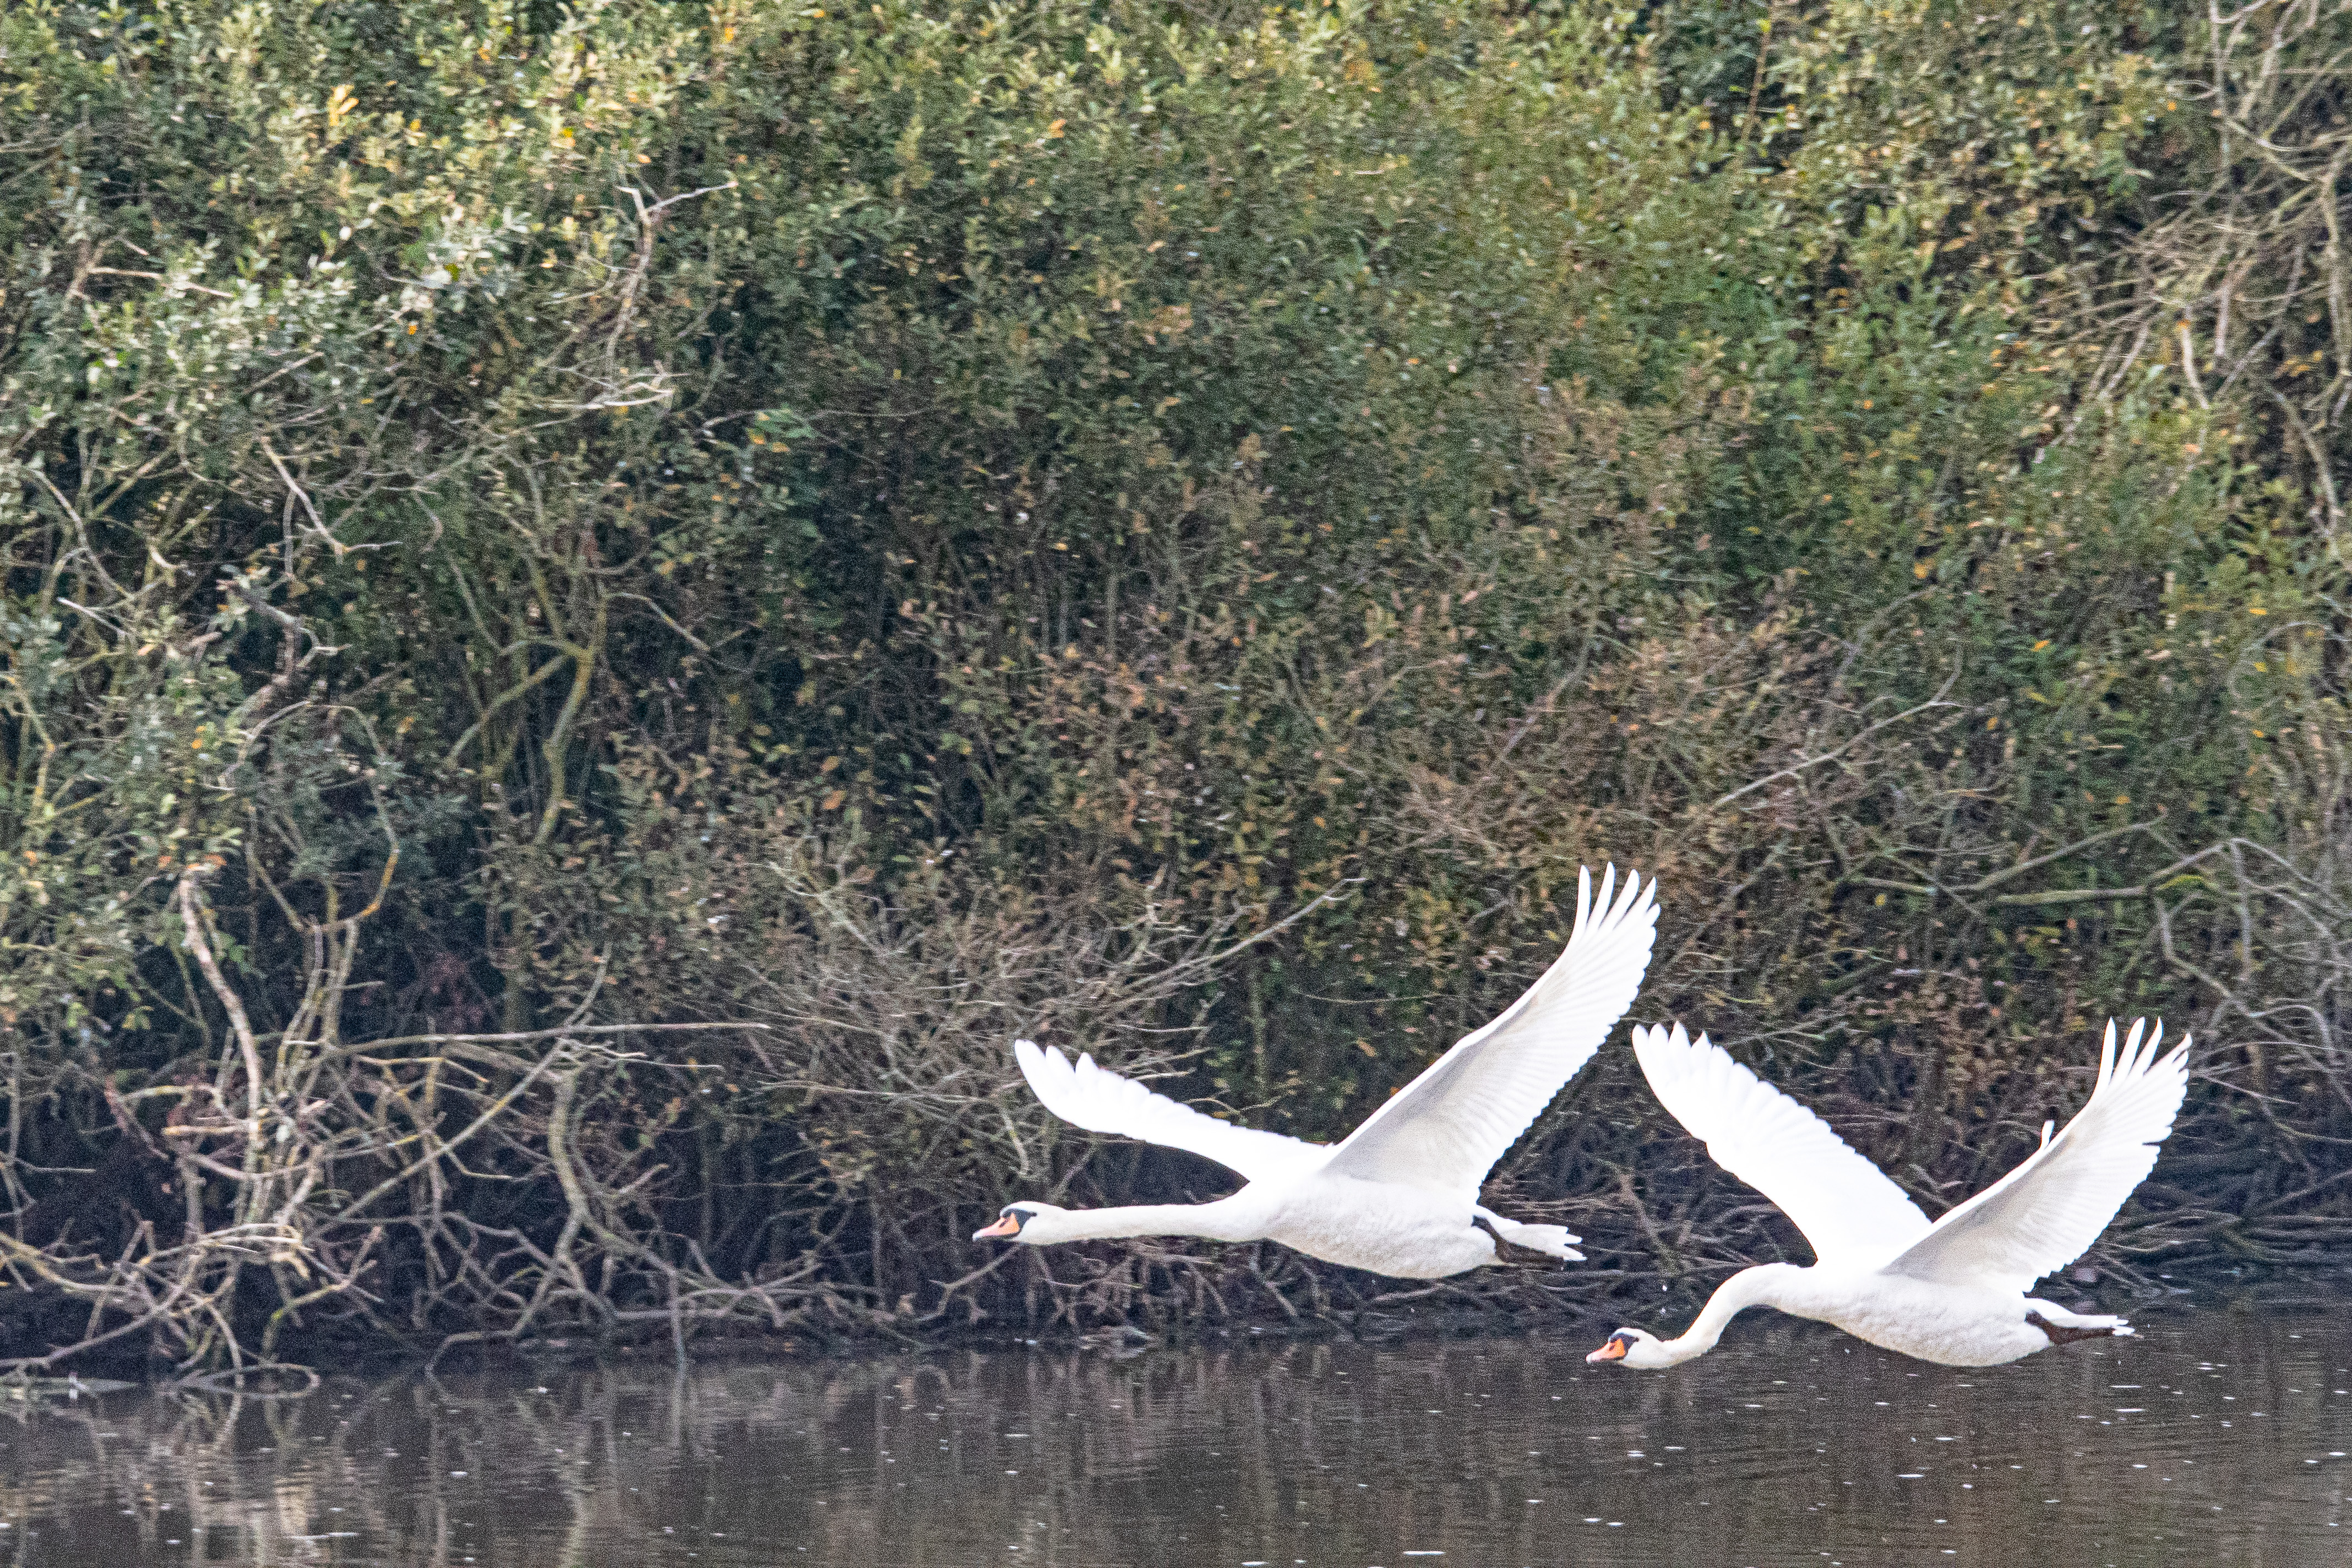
[
  {"xmin": 1321, "ymin": 865, "xmax": 1658, "ymax": 1199},
  {"xmin": 1631, "ymin": 1022, "xmax": 1932, "ymax": 1267},
  {"xmin": 1011, "ymin": 1039, "xmax": 1326, "ymax": 1183},
  {"xmin": 1882, "ymin": 1019, "xmax": 2190, "ymax": 1293}
]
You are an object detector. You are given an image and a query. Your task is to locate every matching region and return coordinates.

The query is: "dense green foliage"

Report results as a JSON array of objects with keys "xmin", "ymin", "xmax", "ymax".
[{"xmin": 2, "ymin": 0, "xmax": 2346, "ymax": 1366}]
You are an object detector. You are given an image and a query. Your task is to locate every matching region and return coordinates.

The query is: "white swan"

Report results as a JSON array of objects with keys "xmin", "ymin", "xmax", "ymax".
[
  {"xmin": 974, "ymin": 866, "xmax": 1658, "ymax": 1279},
  {"xmin": 1587, "ymin": 1018, "xmax": 2191, "ymax": 1369}
]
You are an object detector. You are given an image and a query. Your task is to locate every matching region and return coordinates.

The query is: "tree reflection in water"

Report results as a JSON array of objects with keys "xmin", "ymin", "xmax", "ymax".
[{"xmin": 0, "ymin": 1306, "xmax": 2344, "ymax": 1566}]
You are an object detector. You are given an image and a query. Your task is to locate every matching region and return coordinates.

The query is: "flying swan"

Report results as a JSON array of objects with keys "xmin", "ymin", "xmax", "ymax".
[
  {"xmin": 974, "ymin": 866, "xmax": 1658, "ymax": 1279},
  {"xmin": 1587, "ymin": 1018, "xmax": 2191, "ymax": 1369}
]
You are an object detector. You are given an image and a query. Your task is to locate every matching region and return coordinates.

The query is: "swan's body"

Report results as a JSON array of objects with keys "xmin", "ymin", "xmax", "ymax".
[
  {"xmin": 1601, "ymin": 1262, "xmax": 2129, "ymax": 1368},
  {"xmin": 978, "ymin": 867, "xmax": 1658, "ymax": 1279},
  {"xmin": 993, "ymin": 1178, "xmax": 1536, "ymax": 1278},
  {"xmin": 1589, "ymin": 1019, "xmax": 2190, "ymax": 1369}
]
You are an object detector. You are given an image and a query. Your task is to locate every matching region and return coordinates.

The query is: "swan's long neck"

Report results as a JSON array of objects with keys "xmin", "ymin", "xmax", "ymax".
[
  {"xmin": 1035, "ymin": 1198, "xmax": 1258, "ymax": 1244},
  {"xmin": 1651, "ymin": 1265, "xmax": 1800, "ymax": 1366}
]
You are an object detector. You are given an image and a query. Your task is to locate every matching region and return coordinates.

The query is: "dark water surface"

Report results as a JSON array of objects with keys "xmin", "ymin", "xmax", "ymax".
[{"xmin": 2, "ymin": 1306, "xmax": 2346, "ymax": 1566}]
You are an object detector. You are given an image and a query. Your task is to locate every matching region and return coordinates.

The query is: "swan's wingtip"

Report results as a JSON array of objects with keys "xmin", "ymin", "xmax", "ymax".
[
  {"xmin": 2095, "ymin": 1016, "xmax": 2195, "ymax": 1086},
  {"xmin": 1596, "ymin": 863, "xmax": 1657, "ymax": 921},
  {"xmin": 1014, "ymin": 1038, "xmax": 1070, "ymax": 1076},
  {"xmin": 1630, "ymin": 1019, "xmax": 1697, "ymax": 1053}
]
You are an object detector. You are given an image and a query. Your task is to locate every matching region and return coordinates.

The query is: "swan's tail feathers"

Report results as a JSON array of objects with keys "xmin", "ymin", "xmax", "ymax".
[{"xmin": 1476, "ymin": 1215, "xmax": 1583, "ymax": 1264}]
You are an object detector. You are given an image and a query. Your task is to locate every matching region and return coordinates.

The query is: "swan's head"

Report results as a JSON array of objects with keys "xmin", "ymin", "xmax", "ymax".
[
  {"xmin": 973, "ymin": 1202, "xmax": 1063, "ymax": 1244},
  {"xmin": 1585, "ymin": 1327, "xmax": 1670, "ymax": 1369}
]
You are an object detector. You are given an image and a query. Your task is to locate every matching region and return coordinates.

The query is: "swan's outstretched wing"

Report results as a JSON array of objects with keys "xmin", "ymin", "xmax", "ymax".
[
  {"xmin": 1882, "ymin": 1019, "xmax": 2190, "ymax": 1294},
  {"xmin": 1320, "ymin": 865, "xmax": 1658, "ymax": 1198},
  {"xmin": 1012, "ymin": 1039, "xmax": 1327, "ymax": 1183},
  {"xmin": 1632, "ymin": 1022, "xmax": 1931, "ymax": 1267}
]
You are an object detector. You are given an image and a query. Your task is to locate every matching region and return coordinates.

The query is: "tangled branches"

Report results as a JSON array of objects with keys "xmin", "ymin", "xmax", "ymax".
[
  {"xmin": 0, "ymin": 843, "xmax": 791, "ymax": 1374},
  {"xmin": 2070, "ymin": 2, "xmax": 2352, "ymax": 535}
]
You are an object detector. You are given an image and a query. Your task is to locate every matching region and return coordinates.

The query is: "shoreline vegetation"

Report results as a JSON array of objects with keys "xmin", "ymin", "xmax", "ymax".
[{"xmin": 3, "ymin": 0, "xmax": 2348, "ymax": 1375}]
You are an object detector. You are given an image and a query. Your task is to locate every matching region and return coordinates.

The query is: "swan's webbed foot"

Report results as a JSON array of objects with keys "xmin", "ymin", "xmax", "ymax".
[
  {"xmin": 1472, "ymin": 1215, "xmax": 1569, "ymax": 1268},
  {"xmin": 2026, "ymin": 1309, "xmax": 2125, "ymax": 1346}
]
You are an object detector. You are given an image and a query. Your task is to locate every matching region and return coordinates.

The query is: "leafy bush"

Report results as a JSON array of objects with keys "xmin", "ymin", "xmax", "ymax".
[{"xmin": 1, "ymin": 0, "xmax": 2344, "ymax": 1366}]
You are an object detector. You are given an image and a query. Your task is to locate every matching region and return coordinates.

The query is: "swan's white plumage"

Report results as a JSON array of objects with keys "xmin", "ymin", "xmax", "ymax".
[
  {"xmin": 987, "ymin": 865, "xmax": 1657, "ymax": 1278},
  {"xmin": 1595, "ymin": 1018, "xmax": 2191, "ymax": 1370},
  {"xmin": 1885, "ymin": 1018, "xmax": 2190, "ymax": 1294},
  {"xmin": 1011, "ymin": 1039, "xmax": 1325, "ymax": 1183},
  {"xmin": 1324, "ymin": 866, "xmax": 1659, "ymax": 1197},
  {"xmin": 1631, "ymin": 1021, "xmax": 1929, "ymax": 1267}
]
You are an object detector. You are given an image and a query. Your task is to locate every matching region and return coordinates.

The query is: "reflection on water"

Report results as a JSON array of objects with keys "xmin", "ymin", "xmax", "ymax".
[{"xmin": 1, "ymin": 1306, "xmax": 2346, "ymax": 1566}]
